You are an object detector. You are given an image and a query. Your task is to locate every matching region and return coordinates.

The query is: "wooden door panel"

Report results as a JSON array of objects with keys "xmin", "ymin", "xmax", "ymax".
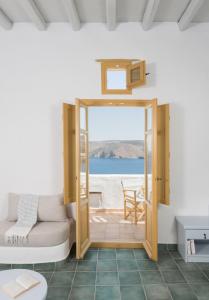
[
  {"xmin": 143, "ymin": 100, "xmax": 158, "ymax": 261},
  {"xmin": 76, "ymin": 100, "xmax": 90, "ymax": 259},
  {"xmin": 144, "ymin": 204, "xmax": 153, "ymax": 257},
  {"xmin": 81, "ymin": 205, "xmax": 88, "ymax": 243}
]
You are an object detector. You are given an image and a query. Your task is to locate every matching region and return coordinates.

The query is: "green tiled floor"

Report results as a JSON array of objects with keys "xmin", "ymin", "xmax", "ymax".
[{"xmin": 2, "ymin": 247, "xmax": 209, "ymax": 299}]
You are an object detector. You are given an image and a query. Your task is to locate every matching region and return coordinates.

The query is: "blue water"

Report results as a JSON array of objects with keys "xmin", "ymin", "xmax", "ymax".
[{"xmin": 89, "ymin": 158, "xmax": 144, "ymax": 174}]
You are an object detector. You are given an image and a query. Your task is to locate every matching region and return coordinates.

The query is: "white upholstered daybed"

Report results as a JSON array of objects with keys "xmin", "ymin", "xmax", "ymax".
[{"xmin": 0, "ymin": 194, "xmax": 76, "ymax": 264}]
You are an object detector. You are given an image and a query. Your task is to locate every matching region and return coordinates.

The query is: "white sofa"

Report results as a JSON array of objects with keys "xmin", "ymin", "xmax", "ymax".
[{"xmin": 0, "ymin": 194, "xmax": 76, "ymax": 264}]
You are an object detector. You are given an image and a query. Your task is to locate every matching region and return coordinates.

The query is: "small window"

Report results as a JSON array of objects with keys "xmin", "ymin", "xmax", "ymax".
[
  {"xmin": 97, "ymin": 59, "xmax": 146, "ymax": 94},
  {"xmin": 101, "ymin": 60, "xmax": 131, "ymax": 94},
  {"xmin": 106, "ymin": 69, "xmax": 127, "ymax": 90}
]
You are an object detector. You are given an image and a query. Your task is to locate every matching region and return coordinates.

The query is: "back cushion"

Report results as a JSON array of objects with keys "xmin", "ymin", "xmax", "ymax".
[{"xmin": 7, "ymin": 193, "xmax": 67, "ymax": 222}]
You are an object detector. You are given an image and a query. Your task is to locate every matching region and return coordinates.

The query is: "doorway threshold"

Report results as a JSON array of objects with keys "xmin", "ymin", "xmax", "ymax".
[{"xmin": 91, "ymin": 241, "xmax": 144, "ymax": 249}]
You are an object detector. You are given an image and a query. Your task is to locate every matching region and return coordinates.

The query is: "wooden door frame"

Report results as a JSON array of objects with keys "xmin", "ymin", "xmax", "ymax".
[{"xmin": 76, "ymin": 98, "xmax": 158, "ymax": 253}]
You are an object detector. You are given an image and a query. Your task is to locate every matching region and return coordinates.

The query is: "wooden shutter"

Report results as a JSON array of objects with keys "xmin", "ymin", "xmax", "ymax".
[
  {"xmin": 127, "ymin": 60, "xmax": 146, "ymax": 88},
  {"xmin": 157, "ymin": 104, "xmax": 170, "ymax": 205},
  {"xmin": 63, "ymin": 103, "xmax": 76, "ymax": 205}
]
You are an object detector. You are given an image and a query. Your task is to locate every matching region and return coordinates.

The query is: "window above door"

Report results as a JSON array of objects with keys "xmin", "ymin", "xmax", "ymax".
[{"xmin": 97, "ymin": 59, "xmax": 146, "ymax": 94}]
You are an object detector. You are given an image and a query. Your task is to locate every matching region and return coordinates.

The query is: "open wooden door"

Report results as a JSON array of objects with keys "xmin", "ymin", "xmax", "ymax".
[
  {"xmin": 75, "ymin": 99, "xmax": 91, "ymax": 259},
  {"xmin": 144, "ymin": 99, "xmax": 158, "ymax": 261}
]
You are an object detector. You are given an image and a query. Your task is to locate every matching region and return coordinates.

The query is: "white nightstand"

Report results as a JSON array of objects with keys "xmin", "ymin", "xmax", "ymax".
[{"xmin": 176, "ymin": 216, "xmax": 209, "ymax": 262}]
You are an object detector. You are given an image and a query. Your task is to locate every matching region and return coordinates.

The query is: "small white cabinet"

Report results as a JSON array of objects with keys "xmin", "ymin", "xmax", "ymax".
[{"xmin": 176, "ymin": 216, "xmax": 209, "ymax": 262}]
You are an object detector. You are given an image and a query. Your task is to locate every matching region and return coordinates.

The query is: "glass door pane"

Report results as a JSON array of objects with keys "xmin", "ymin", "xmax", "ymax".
[
  {"xmin": 143, "ymin": 99, "xmax": 158, "ymax": 261},
  {"xmin": 79, "ymin": 106, "xmax": 88, "ymax": 199},
  {"xmin": 76, "ymin": 101, "xmax": 90, "ymax": 259},
  {"xmin": 145, "ymin": 107, "xmax": 153, "ymax": 204}
]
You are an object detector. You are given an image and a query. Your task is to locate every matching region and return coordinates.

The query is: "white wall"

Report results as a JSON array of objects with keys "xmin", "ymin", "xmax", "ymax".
[{"xmin": 0, "ymin": 22, "xmax": 209, "ymax": 243}]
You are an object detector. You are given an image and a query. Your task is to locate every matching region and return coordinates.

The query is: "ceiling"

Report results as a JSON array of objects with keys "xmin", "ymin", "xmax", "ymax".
[{"xmin": 0, "ymin": 0, "xmax": 208, "ymax": 31}]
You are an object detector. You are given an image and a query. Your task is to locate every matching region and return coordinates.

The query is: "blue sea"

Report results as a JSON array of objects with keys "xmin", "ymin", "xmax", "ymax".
[{"xmin": 89, "ymin": 158, "xmax": 144, "ymax": 174}]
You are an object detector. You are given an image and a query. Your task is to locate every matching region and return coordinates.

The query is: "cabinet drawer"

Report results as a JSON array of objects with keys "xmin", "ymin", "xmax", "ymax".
[{"xmin": 186, "ymin": 230, "xmax": 209, "ymax": 240}]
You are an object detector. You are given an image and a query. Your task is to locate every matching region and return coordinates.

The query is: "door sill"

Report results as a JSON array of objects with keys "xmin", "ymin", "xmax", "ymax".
[{"xmin": 90, "ymin": 241, "xmax": 144, "ymax": 249}]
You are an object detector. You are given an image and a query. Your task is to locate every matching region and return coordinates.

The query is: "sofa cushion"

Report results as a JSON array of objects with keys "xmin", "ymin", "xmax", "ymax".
[
  {"xmin": 7, "ymin": 193, "xmax": 67, "ymax": 222},
  {"xmin": 0, "ymin": 219, "xmax": 75, "ymax": 247}
]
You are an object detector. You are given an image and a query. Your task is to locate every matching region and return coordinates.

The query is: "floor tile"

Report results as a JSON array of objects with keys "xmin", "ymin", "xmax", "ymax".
[
  {"xmin": 117, "ymin": 260, "xmax": 138, "ymax": 271},
  {"xmin": 116, "ymin": 249, "xmax": 134, "ymax": 259},
  {"xmin": 182, "ymin": 270, "xmax": 208, "ymax": 283},
  {"xmin": 12, "ymin": 264, "xmax": 33, "ymax": 270},
  {"xmin": 77, "ymin": 261, "xmax": 97, "ymax": 271},
  {"xmin": 69, "ymin": 286, "xmax": 95, "ymax": 300},
  {"xmin": 56, "ymin": 260, "xmax": 77, "ymax": 271},
  {"xmin": 162, "ymin": 270, "xmax": 186, "ymax": 283},
  {"xmin": 40, "ymin": 272, "xmax": 53, "ymax": 284},
  {"xmin": 140, "ymin": 271, "xmax": 163, "ymax": 284},
  {"xmin": 137, "ymin": 260, "xmax": 158, "ymax": 270},
  {"xmin": 50, "ymin": 271, "xmax": 74, "ymax": 286},
  {"xmin": 158, "ymin": 244, "xmax": 168, "ymax": 252},
  {"xmin": 158, "ymin": 254, "xmax": 178, "ymax": 270},
  {"xmin": 95, "ymin": 286, "xmax": 121, "ymax": 300},
  {"xmin": 144, "ymin": 284, "xmax": 172, "ymax": 300},
  {"xmin": 133, "ymin": 249, "xmax": 149, "ymax": 260},
  {"xmin": 119, "ymin": 271, "xmax": 141, "ymax": 285},
  {"xmin": 175, "ymin": 259, "xmax": 198, "ymax": 271},
  {"xmin": 168, "ymin": 283, "xmax": 198, "ymax": 300},
  {"xmin": 96, "ymin": 272, "xmax": 119, "ymax": 285},
  {"xmin": 167, "ymin": 244, "xmax": 177, "ymax": 251},
  {"xmin": 90, "ymin": 210, "xmax": 145, "ymax": 243},
  {"xmin": 203, "ymin": 270, "xmax": 209, "ymax": 280},
  {"xmin": 83, "ymin": 250, "xmax": 98, "ymax": 261},
  {"xmin": 46, "ymin": 287, "xmax": 70, "ymax": 300},
  {"xmin": 34, "ymin": 262, "xmax": 55, "ymax": 272},
  {"xmin": 0, "ymin": 264, "xmax": 11, "ymax": 270},
  {"xmin": 99, "ymin": 248, "xmax": 116, "ymax": 252},
  {"xmin": 97, "ymin": 260, "xmax": 117, "ymax": 271},
  {"xmin": 169, "ymin": 251, "xmax": 181, "ymax": 259},
  {"xmin": 98, "ymin": 250, "xmax": 116, "ymax": 260},
  {"xmin": 196, "ymin": 263, "xmax": 209, "ymax": 270},
  {"xmin": 73, "ymin": 272, "xmax": 96, "ymax": 286},
  {"xmin": 120, "ymin": 285, "xmax": 146, "ymax": 300},
  {"xmin": 190, "ymin": 283, "xmax": 209, "ymax": 299},
  {"xmin": 68, "ymin": 246, "xmax": 76, "ymax": 261}
]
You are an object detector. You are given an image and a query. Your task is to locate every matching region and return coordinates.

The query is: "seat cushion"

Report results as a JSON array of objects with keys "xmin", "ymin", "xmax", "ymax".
[
  {"xmin": 7, "ymin": 193, "xmax": 67, "ymax": 222},
  {"xmin": 0, "ymin": 219, "xmax": 75, "ymax": 247}
]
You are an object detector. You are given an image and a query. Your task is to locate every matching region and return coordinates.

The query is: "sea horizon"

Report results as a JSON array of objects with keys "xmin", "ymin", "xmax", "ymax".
[{"xmin": 89, "ymin": 157, "xmax": 144, "ymax": 175}]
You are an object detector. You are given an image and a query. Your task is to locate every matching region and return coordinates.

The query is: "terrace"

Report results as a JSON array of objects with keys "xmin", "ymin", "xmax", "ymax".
[{"xmin": 89, "ymin": 174, "xmax": 145, "ymax": 243}]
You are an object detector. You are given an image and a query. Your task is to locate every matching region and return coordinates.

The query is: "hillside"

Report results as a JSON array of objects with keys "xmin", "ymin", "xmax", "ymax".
[{"xmin": 89, "ymin": 140, "xmax": 144, "ymax": 159}]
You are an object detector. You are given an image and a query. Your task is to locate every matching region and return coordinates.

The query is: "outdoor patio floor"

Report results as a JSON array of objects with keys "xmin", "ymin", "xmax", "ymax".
[
  {"xmin": 90, "ymin": 210, "xmax": 145, "ymax": 242},
  {"xmin": 2, "ymin": 246, "xmax": 209, "ymax": 300}
]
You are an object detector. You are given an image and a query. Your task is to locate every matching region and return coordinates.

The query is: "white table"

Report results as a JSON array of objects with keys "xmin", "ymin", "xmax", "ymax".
[{"xmin": 0, "ymin": 269, "xmax": 48, "ymax": 300}]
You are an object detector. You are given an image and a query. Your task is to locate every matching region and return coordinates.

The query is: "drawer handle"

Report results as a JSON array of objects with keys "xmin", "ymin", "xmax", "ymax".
[{"xmin": 204, "ymin": 233, "xmax": 207, "ymax": 239}]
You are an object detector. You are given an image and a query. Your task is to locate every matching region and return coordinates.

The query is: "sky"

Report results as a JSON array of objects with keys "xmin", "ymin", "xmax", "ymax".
[{"xmin": 88, "ymin": 107, "xmax": 144, "ymax": 141}]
